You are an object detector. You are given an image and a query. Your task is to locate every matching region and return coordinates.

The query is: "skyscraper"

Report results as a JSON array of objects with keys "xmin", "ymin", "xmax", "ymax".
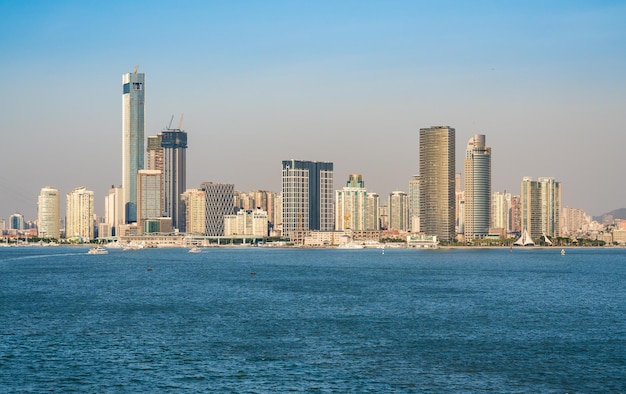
[
  {"xmin": 408, "ymin": 175, "xmax": 420, "ymax": 232},
  {"xmin": 281, "ymin": 160, "xmax": 334, "ymax": 238},
  {"xmin": 37, "ymin": 186, "xmax": 60, "ymax": 238},
  {"xmin": 464, "ymin": 134, "xmax": 491, "ymax": 240},
  {"xmin": 104, "ymin": 185, "xmax": 124, "ymax": 236},
  {"xmin": 122, "ymin": 69, "xmax": 145, "ymax": 224},
  {"xmin": 419, "ymin": 126, "xmax": 456, "ymax": 243},
  {"xmin": 521, "ymin": 177, "xmax": 561, "ymax": 239},
  {"xmin": 388, "ymin": 191, "xmax": 409, "ymax": 231},
  {"xmin": 335, "ymin": 174, "xmax": 368, "ymax": 231},
  {"xmin": 137, "ymin": 170, "xmax": 163, "ymax": 234},
  {"xmin": 202, "ymin": 182, "xmax": 235, "ymax": 236},
  {"xmin": 161, "ymin": 129, "xmax": 187, "ymax": 231},
  {"xmin": 66, "ymin": 187, "xmax": 94, "ymax": 241}
]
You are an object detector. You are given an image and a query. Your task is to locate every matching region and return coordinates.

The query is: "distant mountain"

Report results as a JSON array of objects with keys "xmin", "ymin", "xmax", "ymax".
[{"xmin": 593, "ymin": 208, "xmax": 626, "ymax": 223}]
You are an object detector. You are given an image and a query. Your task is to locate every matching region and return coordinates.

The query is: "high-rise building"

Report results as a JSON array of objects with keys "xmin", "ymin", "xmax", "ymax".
[
  {"xmin": 104, "ymin": 185, "xmax": 124, "ymax": 236},
  {"xmin": 137, "ymin": 170, "xmax": 163, "ymax": 234},
  {"xmin": 408, "ymin": 175, "xmax": 420, "ymax": 232},
  {"xmin": 122, "ymin": 69, "xmax": 145, "ymax": 224},
  {"xmin": 281, "ymin": 160, "xmax": 334, "ymax": 238},
  {"xmin": 335, "ymin": 174, "xmax": 368, "ymax": 231},
  {"xmin": 491, "ymin": 191, "xmax": 511, "ymax": 232},
  {"xmin": 37, "ymin": 186, "xmax": 60, "ymax": 238},
  {"xmin": 181, "ymin": 188, "xmax": 206, "ymax": 235},
  {"xmin": 202, "ymin": 182, "xmax": 235, "ymax": 236},
  {"xmin": 464, "ymin": 134, "xmax": 491, "ymax": 240},
  {"xmin": 9, "ymin": 213, "xmax": 25, "ymax": 231},
  {"xmin": 388, "ymin": 191, "xmax": 408, "ymax": 231},
  {"xmin": 521, "ymin": 177, "xmax": 561, "ymax": 239},
  {"xmin": 161, "ymin": 129, "xmax": 187, "ymax": 231},
  {"xmin": 366, "ymin": 193, "xmax": 380, "ymax": 230},
  {"xmin": 147, "ymin": 134, "xmax": 163, "ymax": 171},
  {"xmin": 66, "ymin": 187, "xmax": 94, "ymax": 241},
  {"xmin": 419, "ymin": 126, "xmax": 456, "ymax": 242}
]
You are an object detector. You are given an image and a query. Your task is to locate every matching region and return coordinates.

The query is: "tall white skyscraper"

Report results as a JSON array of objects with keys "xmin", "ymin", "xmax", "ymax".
[
  {"xmin": 104, "ymin": 185, "xmax": 124, "ymax": 236},
  {"xmin": 122, "ymin": 69, "xmax": 145, "ymax": 224},
  {"xmin": 66, "ymin": 187, "xmax": 94, "ymax": 241},
  {"xmin": 37, "ymin": 186, "xmax": 60, "ymax": 238},
  {"xmin": 281, "ymin": 160, "xmax": 334, "ymax": 238},
  {"xmin": 464, "ymin": 134, "xmax": 491, "ymax": 240},
  {"xmin": 419, "ymin": 126, "xmax": 456, "ymax": 242}
]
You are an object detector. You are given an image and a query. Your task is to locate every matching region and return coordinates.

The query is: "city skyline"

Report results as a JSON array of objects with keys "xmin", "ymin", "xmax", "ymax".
[{"xmin": 1, "ymin": 1, "xmax": 625, "ymax": 221}]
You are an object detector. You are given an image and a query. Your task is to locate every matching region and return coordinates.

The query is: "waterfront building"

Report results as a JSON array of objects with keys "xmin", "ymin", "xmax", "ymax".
[
  {"xmin": 182, "ymin": 188, "xmax": 206, "ymax": 235},
  {"xmin": 408, "ymin": 175, "xmax": 420, "ymax": 232},
  {"xmin": 388, "ymin": 191, "xmax": 408, "ymax": 231},
  {"xmin": 146, "ymin": 134, "xmax": 163, "ymax": 171},
  {"xmin": 9, "ymin": 213, "xmax": 25, "ymax": 231},
  {"xmin": 224, "ymin": 208, "xmax": 268, "ymax": 237},
  {"xmin": 37, "ymin": 186, "xmax": 60, "ymax": 238},
  {"xmin": 122, "ymin": 69, "xmax": 145, "ymax": 224},
  {"xmin": 521, "ymin": 177, "xmax": 561, "ymax": 239},
  {"xmin": 202, "ymin": 182, "xmax": 235, "ymax": 236},
  {"xmin": 379, "ymin": 203, "xmax": 389, "ymax": 230},
  {"xmin": 104, "ymin": 185, "xmax": 124, "ymax": 236},
  {"xmin": 281, "ymin": 160, "xmax": 334, "ymax": 238},
  {"xmin": 66, "ymin": 187, "xmax": 94, "ymax": 241},
  {"xmin": 161, "ymin": 128, "xmax": 187, "ymax": 231},
  {"xmin": 137, "ymin": 170, "xmax": 163, "ymax": 234},
  {"xmin": 455, "ymin": 173, "xmax": 463, "ymax": 234},
  {"xmin": 366, "ymin": 193, "xmax": 380, "ymax": 230},
  {"xmin": 510, "ymin": 195, "xmax": 522, "ymax": 234},
  {"xmin": 491, "ymin": 191, "xmax": 512, "ymax": 233},
  {"xmin": 464, "ymin": 134, "xmax": 491, "ymax": 240},
  {"xmin": 419, "ymin": 126, "xmax": 456, "ymax": 242},
  {"xmin": 335, "ymin": 174, "xmax": 368, "ymax": 231}
]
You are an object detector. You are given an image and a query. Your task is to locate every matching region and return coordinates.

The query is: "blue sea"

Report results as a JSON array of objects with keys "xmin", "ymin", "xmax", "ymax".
[{"xmin": 1, "ymin": 246, "xmax": 625, "ymax": 393}]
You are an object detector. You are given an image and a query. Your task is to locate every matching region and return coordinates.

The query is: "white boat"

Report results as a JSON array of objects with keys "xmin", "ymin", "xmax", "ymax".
[
  {"xmin": 561, "ymin": 249, "xmax": 565, "ymax": 256},
  {"xmin": 337, "ymin": 242, "xmax": 364, "ymax": 249},
  {"xmin": 87, "ymin": 246, "xmax": 108, "ymax": 255},
  {"xmin": 188, "ymin": 246, "xmax": 202, "ymax": 253}
]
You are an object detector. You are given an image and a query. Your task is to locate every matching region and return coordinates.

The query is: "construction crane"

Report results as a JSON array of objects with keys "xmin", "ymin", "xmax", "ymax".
[{"xmin": 178, "ymin": 113, "xmax": 184, "ymax": 130}]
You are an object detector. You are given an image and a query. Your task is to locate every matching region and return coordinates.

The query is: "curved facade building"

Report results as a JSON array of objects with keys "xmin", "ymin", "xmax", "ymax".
[
  {"xmin": 419, "ymin": 126, "xmax": 456, "ymax": 243},
  {"xmin": 38, "ymin": 186, "xmax": 60, "ymax": 238},
  {"xmin": 464, "ymin": 134, "xmax": 491, "ymax": 240}
]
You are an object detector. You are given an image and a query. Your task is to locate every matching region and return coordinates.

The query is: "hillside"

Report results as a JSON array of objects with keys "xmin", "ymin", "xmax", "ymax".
[{"xmin": 593, "ymin": 208, "xmax": 626, "ymax": 223}]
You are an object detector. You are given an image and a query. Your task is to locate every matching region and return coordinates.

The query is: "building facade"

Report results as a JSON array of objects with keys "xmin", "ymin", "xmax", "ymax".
[
  {"xmin": 122, "ymin": 69, "xmax": 145, "ymax": 224},
  {"xmin": 224, "ymin": 208, "xmax": 269, "ymax": 237},
  {"xmin": 37, "ymin": 186, "xmax": 60, "ymax": 238},
  {"xmin": 335, "ymin": 174, "xmax": 368, "ymax": 231},
  {"xmin": 66, "ymin": 187, "xmax": 94, "ymax": 241},
  {"xmin": 408, "ymin": 175, "xmax": 420, "ymax": 232},
  {"xmin": 388, "ymin": 191, "xmax": 409, "ymax": 231},
  {"xmin": 464, "ymin": 134, "xmax": 491, "ymax": 240},
  {"xmin": 491, "ymin": 191, "xmax": 512, "ymax": 233},
  {"xmin": 161, "ymin": 129, "xmax": 187, "ymax": 231},
  {"xmin": 202, "ymin": 182, "xmax": 235, "ymax": 236},
  {"xmin": 104, "ymin": 185, "xmax": 124, "ymax": 237},
  {"xmin": 521, "ymin": 177, "xmax": 561, "ymax": 239},
  {"xmin": 419, "ymin": 126, "xmax": 456, "ymax": 242},
  {"xmin": 137, "ymin": 170, "xmax": 163, "ymax": 234},
  {"xmin": 182, "ymin": 188, "xmax": 207, "ymax": 235},
  {"xmin": 281, "ymin": 160, "xmax": 334, "ymax": 238}
]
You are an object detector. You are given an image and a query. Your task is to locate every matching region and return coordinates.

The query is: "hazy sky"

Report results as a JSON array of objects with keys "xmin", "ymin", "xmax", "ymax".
[{"xmin": 1, "ymin": 0, "xmax": 625, "ymax": 221}]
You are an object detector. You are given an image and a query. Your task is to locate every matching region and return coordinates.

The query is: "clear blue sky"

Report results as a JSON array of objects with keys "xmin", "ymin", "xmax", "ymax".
[{"xmin": 1, "ymin": 0, "xmax": 625, "ymax": 221}]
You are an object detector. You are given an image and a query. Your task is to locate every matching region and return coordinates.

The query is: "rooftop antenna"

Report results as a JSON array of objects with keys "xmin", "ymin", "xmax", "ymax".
[{"xmin": 178, "ymin": 113, "xmax": 184, "ymax": 130}]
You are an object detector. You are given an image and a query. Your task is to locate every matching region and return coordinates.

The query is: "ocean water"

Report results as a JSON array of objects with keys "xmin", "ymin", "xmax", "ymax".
[{"xmin": 1, "ymin": 246, "xmax": 625, "ymax": 393}]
